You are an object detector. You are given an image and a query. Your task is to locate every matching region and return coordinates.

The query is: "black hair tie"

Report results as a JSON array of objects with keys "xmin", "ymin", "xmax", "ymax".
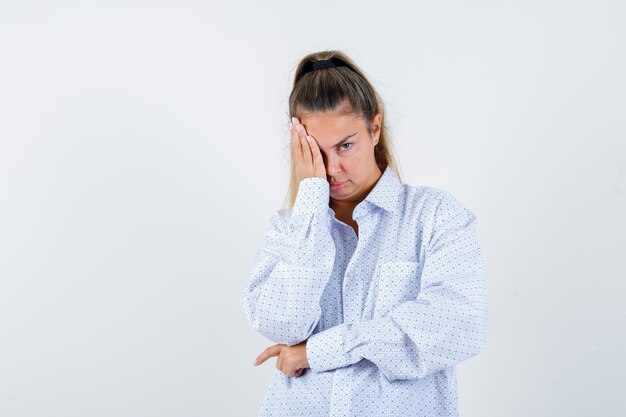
[{"xmin": 299, "ymin": 57, "xmax": 345, "ymax": 80}]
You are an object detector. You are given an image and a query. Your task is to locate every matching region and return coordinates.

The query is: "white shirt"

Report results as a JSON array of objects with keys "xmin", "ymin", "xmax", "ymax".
[{"xmin": 240, "ymin": 165, "xmax": 488, "ymax": 417}]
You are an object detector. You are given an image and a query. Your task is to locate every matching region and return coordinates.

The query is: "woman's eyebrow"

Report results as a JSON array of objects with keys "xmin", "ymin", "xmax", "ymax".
[{"xmin": 332, "ymin": 132, "xmax": 358, "ymax": 147}]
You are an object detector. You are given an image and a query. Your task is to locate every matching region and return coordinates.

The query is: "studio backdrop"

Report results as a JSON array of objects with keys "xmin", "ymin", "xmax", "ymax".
[{"xmin": 0, "ymin": 1, "xmax": 624, "ymax": 416}]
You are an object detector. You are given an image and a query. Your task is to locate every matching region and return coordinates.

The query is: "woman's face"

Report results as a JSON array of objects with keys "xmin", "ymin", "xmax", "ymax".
[{"xmin": 298, "ymin": 110, "xmax": 382, "ymax": 204}]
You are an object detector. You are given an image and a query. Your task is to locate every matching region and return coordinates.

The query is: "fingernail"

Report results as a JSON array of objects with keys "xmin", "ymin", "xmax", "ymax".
[
  {"xmin": 291, "ymin": 117, "xmax": 298, "ymax": 125},
  {"xmin": 306, "ymin": 135, "xmax": 312, "ymax": 142},
  {"xmin": 296, "ymin": 124, "xmax": 302, "ymax": 132}
]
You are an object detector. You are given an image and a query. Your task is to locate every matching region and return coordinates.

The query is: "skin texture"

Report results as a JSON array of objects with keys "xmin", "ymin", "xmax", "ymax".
[{"xmin": 253, "ymin": 106, "xmax": 383, "ymax": 378}]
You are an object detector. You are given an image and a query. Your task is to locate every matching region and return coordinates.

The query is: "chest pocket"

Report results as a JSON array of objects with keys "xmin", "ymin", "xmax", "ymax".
[{"xmin": 366, "ymin": 260, "xmax": 421, "ymax": 319}]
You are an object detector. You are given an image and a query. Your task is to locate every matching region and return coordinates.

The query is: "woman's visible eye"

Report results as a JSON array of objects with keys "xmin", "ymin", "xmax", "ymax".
[{"xmin": 339, "ymin": 143, "xmax": 353, "ymax": 151}]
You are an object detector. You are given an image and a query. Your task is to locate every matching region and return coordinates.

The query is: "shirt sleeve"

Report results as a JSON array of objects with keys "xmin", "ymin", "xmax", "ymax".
[
  {"xmin": 305, "ymin": 191, "xmax": 488, "ymax": 381},
  {"xmin": 240, "ymin": 177, "xmax": 337, "ymax": 346}
]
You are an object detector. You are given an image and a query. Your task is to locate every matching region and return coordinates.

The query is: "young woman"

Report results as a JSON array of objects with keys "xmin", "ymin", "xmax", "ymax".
[{"xmin": 240, "ymin": 50, "xmax": 488, "ymax": 417}]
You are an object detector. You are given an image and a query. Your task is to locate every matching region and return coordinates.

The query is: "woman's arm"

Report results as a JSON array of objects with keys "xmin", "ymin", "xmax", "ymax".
[
  {"xmin": 240, "ymin": 177, "xmax": 336, "ymax": 346},
  {"xmin": 304, "ymin": 191, "xmax": 489, "ymax": 381}
]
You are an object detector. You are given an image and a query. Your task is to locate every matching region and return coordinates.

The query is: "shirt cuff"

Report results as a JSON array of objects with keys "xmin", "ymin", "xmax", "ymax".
[
  {"xmin": 306, "ymin": 323, "xmax": 359, "ymax": 373},
  {"xmin": 293, "ymin": 177, "xmax": 330, "ymax": 216}
]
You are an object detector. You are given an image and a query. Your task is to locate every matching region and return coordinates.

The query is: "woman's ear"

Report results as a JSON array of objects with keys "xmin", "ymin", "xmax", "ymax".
[{"xmin": 371, "ymin": 113, "xmax": 382, "ymax": 143}]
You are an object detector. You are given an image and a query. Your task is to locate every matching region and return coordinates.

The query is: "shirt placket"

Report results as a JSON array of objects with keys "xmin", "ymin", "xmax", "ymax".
[{"xmin": 340, "ymin": 203, "xmax": 374, "ymax": 324}]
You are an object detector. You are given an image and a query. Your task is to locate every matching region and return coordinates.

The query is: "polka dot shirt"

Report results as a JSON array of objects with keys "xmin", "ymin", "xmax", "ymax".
[{"xmin": 240, "ymin": 165, "xmax": 488, "ymax": 417}]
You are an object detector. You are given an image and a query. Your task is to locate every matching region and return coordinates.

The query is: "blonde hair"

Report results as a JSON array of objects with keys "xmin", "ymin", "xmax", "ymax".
[{"xmin": 283, "ymin": 50, "xmax": 402, "ymax": 209}]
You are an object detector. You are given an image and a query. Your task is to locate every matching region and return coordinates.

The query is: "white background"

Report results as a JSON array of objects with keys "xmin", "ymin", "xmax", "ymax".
[{"xmin": 0, "ymin": 1, "xmax": 624, "ymax": 416}]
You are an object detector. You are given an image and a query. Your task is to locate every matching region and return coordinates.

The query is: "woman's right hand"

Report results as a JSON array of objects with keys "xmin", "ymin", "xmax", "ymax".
[{"xmin": 291, "ymin": 117, "xmax": 326, "ymax": 183}]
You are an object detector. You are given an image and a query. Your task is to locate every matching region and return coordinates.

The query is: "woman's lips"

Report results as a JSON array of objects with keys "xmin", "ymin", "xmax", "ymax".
[{"xmin": 330, "ymin": 180, "xmax": 348, "ymax": 190}]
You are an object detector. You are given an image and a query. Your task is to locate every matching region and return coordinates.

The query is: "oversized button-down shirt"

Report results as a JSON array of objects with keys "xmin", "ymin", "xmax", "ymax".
[{"xmin": 240, "ymin": 165, "xmax": 488, "ymax": 417}]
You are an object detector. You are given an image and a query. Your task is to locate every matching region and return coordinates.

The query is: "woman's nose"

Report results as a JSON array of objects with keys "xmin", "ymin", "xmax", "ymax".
[{"xmin": 326, "ymin": 158, "xmax": 340, "ymax": 176}]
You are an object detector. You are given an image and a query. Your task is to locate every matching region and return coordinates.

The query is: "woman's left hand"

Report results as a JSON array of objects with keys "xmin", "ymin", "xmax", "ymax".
[{"xmin": 253, "ymin": 340, "xmax": 310, "ymax": 377}]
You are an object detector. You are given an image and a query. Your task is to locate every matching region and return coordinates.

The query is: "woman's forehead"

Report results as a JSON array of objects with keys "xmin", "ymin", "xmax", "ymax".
[{"xmin": 299, "ymin": 111, "xmax": 364, "ymax": 128}]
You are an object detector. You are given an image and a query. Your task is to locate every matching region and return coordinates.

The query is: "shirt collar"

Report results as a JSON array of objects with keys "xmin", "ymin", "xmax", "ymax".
[{"xmin": 360, "ymin": 165, "xmax": 403, "ymax": 214}]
